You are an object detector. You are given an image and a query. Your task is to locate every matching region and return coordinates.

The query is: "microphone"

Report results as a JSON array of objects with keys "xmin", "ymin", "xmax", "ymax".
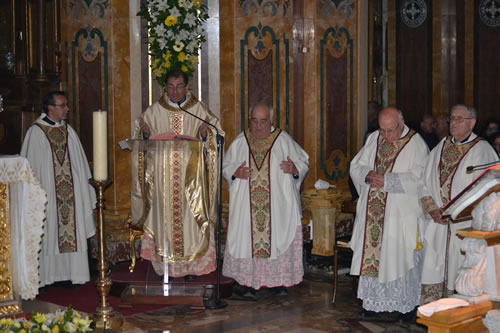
[
  {"xmin": 177, "ymin": 102, "xmax": 222, "ymax": 141},
  {"xmin": 466, "ymin": 160, "xmax": 500, "ymax": 173}
]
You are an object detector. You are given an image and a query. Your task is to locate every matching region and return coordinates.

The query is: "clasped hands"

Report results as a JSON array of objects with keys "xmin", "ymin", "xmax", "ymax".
[
  {"xmin": 365, "ymin": 170, "xmax": 384, "ymax": 188},
  {"xmin": 233, "ymin": 156, "xmax": 298, "ymax": 179}
]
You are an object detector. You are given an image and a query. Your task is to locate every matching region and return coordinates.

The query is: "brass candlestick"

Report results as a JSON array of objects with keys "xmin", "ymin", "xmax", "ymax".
[{"xmin": 89, "ymin": 179, "xmax": 123, "ymax": 331}]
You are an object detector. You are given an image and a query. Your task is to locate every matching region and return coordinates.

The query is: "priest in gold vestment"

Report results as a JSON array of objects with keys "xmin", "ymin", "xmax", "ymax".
[{"xmin": 131, "ymin": 70, "xmax": 223, "ymax": 277}]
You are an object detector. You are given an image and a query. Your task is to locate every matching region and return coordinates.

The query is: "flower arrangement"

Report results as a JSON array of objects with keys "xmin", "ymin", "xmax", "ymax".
[
  {"xmin": 137, "ymin": 0, "xmax": 209, "ymax": 85},
  {"xmin": 0, "ymin": 306, "xmax": 93, "ymax": 333}
]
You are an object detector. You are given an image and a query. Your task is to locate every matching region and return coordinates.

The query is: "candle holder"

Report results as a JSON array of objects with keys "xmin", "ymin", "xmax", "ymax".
[{"xmin": 89, "ymin": 179, "xmax": 123, "ymax": 331}]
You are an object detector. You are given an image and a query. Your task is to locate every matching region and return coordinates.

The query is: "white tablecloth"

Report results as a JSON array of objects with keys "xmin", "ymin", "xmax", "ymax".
[{"xmin": 0, "ymin": 155, "xmax": 46, "ymax": 300}]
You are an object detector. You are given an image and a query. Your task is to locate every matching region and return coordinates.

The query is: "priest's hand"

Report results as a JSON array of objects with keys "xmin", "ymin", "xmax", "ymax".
[
  {"xmin": 280, "ymin": 156, "xmax": 298, "ymax": 175},
  {"xmin": 199, "ymin": 116, "xmax": 209, "ymax": 140},
  {"xmin": 139, "ymin": 117, "xmax": 151, "ymax": 138},
  {"xmin": 430, "ymin": 209, "xmax": 448, "ymax": 225},
  {"xmin": 233, "ymin": 161, "xmax": 251, "ymax": 179},
  {"xmin": 365, "ymin": 171, "xmax": 384, "ymax": 188}
]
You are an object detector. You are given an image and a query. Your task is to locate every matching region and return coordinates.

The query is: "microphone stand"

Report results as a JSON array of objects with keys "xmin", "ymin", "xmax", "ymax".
[{"xmin": 177, "ymin": 103, "xmax": 227, "ymax": 309}]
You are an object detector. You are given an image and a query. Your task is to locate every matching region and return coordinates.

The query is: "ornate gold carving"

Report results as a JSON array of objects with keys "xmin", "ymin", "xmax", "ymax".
[
  {"xmin": 0, "ymin": 303, "xmax": 22, "ymax": 316},
  {"xmin": 0, "ymin": 183, "xmax": 13, "ymax": 302}
]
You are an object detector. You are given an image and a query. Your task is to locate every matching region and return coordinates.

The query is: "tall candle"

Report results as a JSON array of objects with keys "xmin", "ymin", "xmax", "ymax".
[{"xmin": 93, "ymin": 110, "xmax": 108, "ymax": 181}]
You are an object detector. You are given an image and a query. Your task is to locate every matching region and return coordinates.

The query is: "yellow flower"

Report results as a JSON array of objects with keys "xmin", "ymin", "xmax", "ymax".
[
  {"xmin": 162, "ymin": 51, "xmax": 171, "ymax": 62},
  {"xmin": 177, "ymin": 52, "xmax": 186, "ymax": 62},
  {"xmin": 34, "ymin": 313, "xmax": 46, "ymax": 324},
  {"xmin": 164, "ymin": 16, "xmax": 177, "ymax": 27},
  {"xmin": 51, "ymin": 325, "xmax": 60, "ymax": 333},
  {"xmin": 163, "ymin": 61, "xmax": 171, "ymax": 69},
  {"xmin": 24, "ymin": 321, "xmax": 32, "ymax": 329},
  {"xmin": 19, "ymin": 329, "xmax": 26, "ymax": 333},
  {"xmin": 0, "ymin": 318, "xmax": 12, "ymax": 326},
  {"xmin": 181, "ymin": 65, "xmax": 189, "ymax": 72},
  {"xmin": 57, "ymin": 316, "xmax": 64, "ymax": 324},
  {"xmin": 193, "ymin": 0, "xmax": 202, "ymax": 8},
  {"xmin": 189, "ymin": 55, "xmax": 199, "ymax": 66}
]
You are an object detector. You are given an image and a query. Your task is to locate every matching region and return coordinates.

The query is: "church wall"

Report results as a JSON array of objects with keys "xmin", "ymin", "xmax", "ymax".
[
  {"xmin": 220, "ymin": 0, "xmax": 363, "ymax": 192},
  {"xmin": 60, "ymin": 0, "xmax": 132, "ymax": 243}
]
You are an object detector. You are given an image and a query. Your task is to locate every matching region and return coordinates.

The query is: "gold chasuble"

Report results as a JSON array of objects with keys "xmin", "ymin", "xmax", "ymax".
[
  {"xmin": 438, "ymin": 137, "xmax": 481, "ymax": 204},
  {"xmin": 35, "ymin": 123, "xmax": 77, "ymax": 253},
  {"xmin": 360, "ymin": 129, "xmax": 416, "ymax": 277},
  {"xmin": 132, "ymin": 92, "xmax": 222, "ymax": 276},
  {"xmin": 244, "ymin": 128, "xmax": 282, "ymax": 259}
]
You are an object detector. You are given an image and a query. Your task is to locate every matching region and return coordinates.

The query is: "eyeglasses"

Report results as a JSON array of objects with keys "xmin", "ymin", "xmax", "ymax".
[
  {"xmin": 51, "ymin": 103, "xmax": 68, "ymax": 108},
  {"xmin": 448, "ymin": 116, "xmax": 474, "ymax": 123},
  {"xmin": 166, "ymin": 84, "xmax": 186, "ymax": 91},
  {"xmin": 379, "ymin": 122, "xmax": 400, "ymax": 134}
]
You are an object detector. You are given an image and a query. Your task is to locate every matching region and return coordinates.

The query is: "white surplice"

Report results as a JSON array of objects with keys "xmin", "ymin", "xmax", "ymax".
[
  {"xmin": 420, "ymin": 133, "xmax": 498, "ymax": 291},
  {"xmin": 349, "ymin": 126, "xmax": 428, "ymax": 312},
  {"xmin": 21, "ymin": 114, "xmax": 96, "ymax": 287},
  {"xmin": 222, "ymin": 129, "xmax": 309, "ymax": 288}
]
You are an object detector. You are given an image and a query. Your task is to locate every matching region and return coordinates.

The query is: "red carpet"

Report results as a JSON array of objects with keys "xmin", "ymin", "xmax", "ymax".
[
  {"xmin": 36, "ymin": 280, "xmax": 170, "ymax": 316},
  {"xmin": 36, "ymin": 260, "xmax": 233, "ymax": 316}
]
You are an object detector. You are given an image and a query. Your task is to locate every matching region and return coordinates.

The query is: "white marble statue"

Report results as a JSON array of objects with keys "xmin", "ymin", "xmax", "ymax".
[
  {"xmin": 471, "ymin": 192, "xmax": 500, "ymax": 232},
  {"xmin": 455, "ymin": 192, "xmax": 500, "ymax": 297}
]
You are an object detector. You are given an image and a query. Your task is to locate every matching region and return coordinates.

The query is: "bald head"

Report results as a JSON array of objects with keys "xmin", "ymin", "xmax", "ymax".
[{"xmin": 378, "ymin": 107, "xmax": 404, "ymax": 143}]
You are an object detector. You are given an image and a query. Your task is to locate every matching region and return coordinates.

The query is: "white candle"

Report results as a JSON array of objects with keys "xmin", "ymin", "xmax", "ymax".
[{"xmin": 93, "ymin": 110, "xmax": 108, "ymax": 181}]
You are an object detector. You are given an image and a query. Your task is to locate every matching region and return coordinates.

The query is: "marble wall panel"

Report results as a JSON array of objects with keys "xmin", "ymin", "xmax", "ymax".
[{"xmin": 61, "ymin": 0, "xmax": 132, "ymax": 219}]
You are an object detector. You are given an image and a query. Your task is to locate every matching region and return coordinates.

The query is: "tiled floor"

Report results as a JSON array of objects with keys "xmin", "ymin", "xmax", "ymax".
[{"xmin": 22, "ymin": 273, "xmax": 427, "ymax": 332}]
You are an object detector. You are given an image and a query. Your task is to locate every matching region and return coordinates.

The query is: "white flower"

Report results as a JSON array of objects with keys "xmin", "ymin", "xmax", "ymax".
[
  {"xmin": 154, "ymin": 24, "xmax": 166, "ymax": 37},
  {"xmin": 184, "ymin": 0, "xmax": 194, "ymax": 9},
  {"xmin": 158, "ymin": 37, "xmax": 168, "ymax": 50},
  {"xmin": 186, "ymin": 41, "xmax": 197, "ymax": 53},
  {"xmin": 169, "ymin": 6, "xmax": 181, "ymax": 18},
  {"xmin": 157, "ymin": 1, "xmax": 169, "ymax": 11},
  {"xmin": 173, "ymin": 41, "xmax": 185, "ymax": 52},
  {"xmin": 184, "ymin": 12, "xmax": 197, "ymax": 27},
  {"xmin": 166, "ymin": 30, "xmax": 175, "ymax": 39},
  {"xmin": 177, "ymin": 29, "xmax": 189, "ymax": 41}
]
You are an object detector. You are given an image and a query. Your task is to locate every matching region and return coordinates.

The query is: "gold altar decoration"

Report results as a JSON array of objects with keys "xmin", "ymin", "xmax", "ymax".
[
  {"xmin": 302, "ymin": 187, "xmax": 352, "ymax": 256},
  {"xmin": 0, "ymin": 182, "xmax": 21, "ymax": 317},
  {"xmin": 89, "ymin": 179, "xmax": 123, "ymax": 331}
]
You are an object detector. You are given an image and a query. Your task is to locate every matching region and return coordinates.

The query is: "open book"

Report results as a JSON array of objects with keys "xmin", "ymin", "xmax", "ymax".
[{"xmin": 442, "ymin": 165, "xmax": 500, "ymax": 221}]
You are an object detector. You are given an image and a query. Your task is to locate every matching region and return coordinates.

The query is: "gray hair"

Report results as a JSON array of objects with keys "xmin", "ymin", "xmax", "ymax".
[
  {"xmin": 450, "ymin": 104, "xmax": 477, "ymax": 119},
  {"xmin": 378, "ymin": 107, "xmax": 404, "ymax": 121},
  {"xmin": 249, "ymin": 103, "xmax": 274, "ymax": 122}
]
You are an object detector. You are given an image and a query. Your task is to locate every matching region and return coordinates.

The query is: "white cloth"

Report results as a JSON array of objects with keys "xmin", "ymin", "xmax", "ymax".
[
  {"xmin": 418, "ymin": 298, "xmax": 470, "ymax": 317},
  {"xmin": 0, "ymin": 156, "xmax": 46, "ymax": 299},
  {"xmin": 357, "ymin": 250, "xmax": 423, "ymax": 313},
  {"xmin": 349, "ymin": 126, "xmax": 428, "ymax": 283},
  {"xmin": 420, "ymin": 134, "xmax": 498, "ymax": 290},
  {"xmin": 222, "ymin": 129, "xmax": 308, "ymax": 288},
  {"xmin": 21, "ymin": 114, "xmax": 96, "ymax": 287}
]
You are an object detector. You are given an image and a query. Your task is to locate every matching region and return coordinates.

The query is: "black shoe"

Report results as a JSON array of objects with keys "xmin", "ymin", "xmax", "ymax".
[
  {"xmin": 241, "ymin": 287, "xmax": 257, "ymax": 301},
  {"xmin": 270, "ymin": 287, "xmax": 288, "ymax": 297},
  {"xmin": 399, "ymin": 308, "xmax": 417, "ymax": 323},
  {"xmin": 38, "ymin": 286, "xmax": 49, "ymax": 295},
  {"xmin": 358, "ymin": 310, "xmax": 398, "ymax": 322}
]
